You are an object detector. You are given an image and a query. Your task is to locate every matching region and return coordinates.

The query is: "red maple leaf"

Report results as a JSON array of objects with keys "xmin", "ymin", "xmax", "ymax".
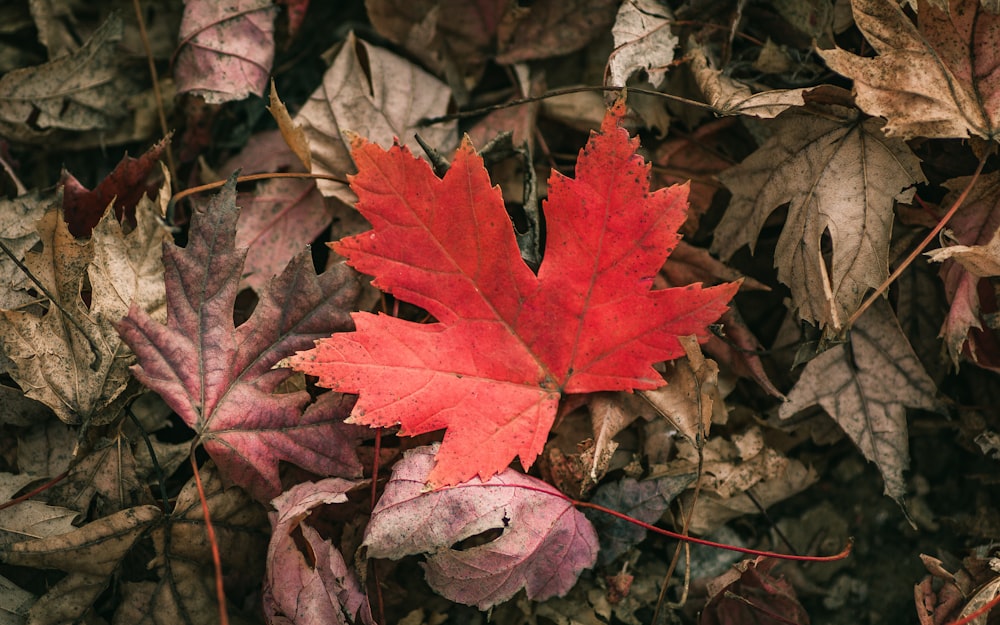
[
  {"xmin": 290, "ymin": 98, "xmax": 739, "ymax": 487},
  {"xmin": 118, "ymin": 178, "xmax": 365, "ymax": 501}
]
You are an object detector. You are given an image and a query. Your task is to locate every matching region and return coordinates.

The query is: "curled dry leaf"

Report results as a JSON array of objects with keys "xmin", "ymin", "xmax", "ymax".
[
  {"xmin": 926, "ymin": 228, "xmax": 1000, "ymax": 278},
  {"xmin": 0, "ymin": 13, "xmax": 134, "ymax": 142},
  {"xmin": 780, "ymin": 301, "xmax": 943, "ymax": 506},
  {"xmin": 118, "ymin": 177, "xmax": 365, "ymax": 501},
  {"xmin": 174, "ymin": 0, "xmax": 276, "ymax": 103},
  {"xmin": 364, "ymin": 445, "xmax": 599, "ymax": 610},
  {"xmin": 820, "ymin": 0, "xmax": 1000, "ymax": 140},
  {"xmin": 264, "ymin": 479, "xmax": 373, "ymax": 625},
  {"xmin": 713, "ymin": 110, "xmax": 925, "ymax": 333},
  {"xmin": 295, "ymin": 32, "xmax": 458, "ymax": 202},
  {"xmin": 607, "ymin": 0, "xmax": 677, "ymax": 88},
  {"xmin": 290, "ymin": 98, "xmax": 738, "ymax": 487},
  {"xmin": 686, "ymin": 44, "xmax": 810, "ymax": 118},
  {"xmin": 267, "ymin": 80, "xmax": 312, "ymax": 172}
]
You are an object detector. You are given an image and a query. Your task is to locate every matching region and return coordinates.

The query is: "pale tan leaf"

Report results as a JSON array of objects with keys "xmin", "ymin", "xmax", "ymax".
[
  {"xmin": 0, "ymin": 190, "xmax": 52, "ymax": 310},
  {"xmin": 0, "ymin": 185, "xmax": 169, "ymax": 426},
  {"xmin": 0, "ymin": 13, "xmax": 134, "ymax": 142},
  {"xmin": 27, "ymin": 572, "xmax": 106, "ymax": 625},
  {"xmin": 267, "ymin": 80, "xmax": 312, "ymax": 172},
  {"xmin": 295, "ymin": 32, "xmax": 458, "ymax": 202},
  {"xmin": 926, "ymin": 227, "xmax": 1000, "ymax": 277},
  {"xmin": 958, "ymin": 574, "xmax": 1000, "ymax": 625},
  {"xmin": 607, "ymin": 0, "xmax": 677, "ymax": 88},
  {"xmin": 587, "ymin": 394, "xmax": 636, "ymax": 488},
  {"xmin": 819, "ymin": 0, "xmax": 1000, "ymax": 140},
  {"xmin": 638, "ymin": 335, "xmax": 722, "ymax": 446},
  {"xmin": 779, "ymin": 301, "xmax": 943, "ymax": 504},
  {"xmin": 713, "ymin": 111, "xmax": 925, "ymax": 332},
  {"xmin": 687, "ymin": 44, "xmax": 810, "ymax": 118},
  {"xmin": 0, "ymin": 472, "xmax": 77, "ymax": 547},
  {"xmin": 0, "ymin": 574, "xmax": 33, "ymax": 625}
]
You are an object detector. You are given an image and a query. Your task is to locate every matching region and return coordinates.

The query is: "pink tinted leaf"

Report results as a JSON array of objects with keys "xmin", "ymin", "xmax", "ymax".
[
  {"xmin": 174, "ymin": 0, "xmax": 277, "ymax": 103},
  {"xmin": 364, "ymin": 445, "xmax": 599, "ymax": 610},
  {"xmin": 117, "ymin": 177, "xmax": 363, "ymax": 501},
  {"xmin": 264, "ymin": 479, "xmax": 373, "ymax": 625}
]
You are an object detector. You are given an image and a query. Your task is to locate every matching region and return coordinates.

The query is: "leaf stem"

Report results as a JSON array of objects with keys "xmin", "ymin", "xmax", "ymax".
[
  {"xmin": 190, "ymin": 455, "xmax": 229, "ymax": 625},
  {"xmin": 0, "ymin": 470, "xmax": 69, "ymax": 512},
  {"xmin": 847, "ymin": 150, "xmax": 989, "ymax": 328}
]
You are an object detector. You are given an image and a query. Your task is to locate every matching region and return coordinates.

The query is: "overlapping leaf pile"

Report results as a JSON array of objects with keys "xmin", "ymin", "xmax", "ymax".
[{"xmin": 2, "ymin": 0, "xmax": 1000, "ymax": 623}]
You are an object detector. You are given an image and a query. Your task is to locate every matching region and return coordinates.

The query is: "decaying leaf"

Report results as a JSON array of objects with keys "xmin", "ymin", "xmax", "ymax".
[
  {"xmin": 780, "ymin": 301, "xmax": 943, "ymax": 505},
  {"xmin": 0, "ymin": 184, "xmax": 170, "ymax": 426},
  {"xmin": 290, "ymin": 98, "xmax": 738, "ymax": 487},
  {"xmin": 0, "ymin": 472, "xmax": 78, "ymax": 547},
  {"xmin": 687, "ymin": 44, "xmax": 810, "ymax": 118},
  {"xmin": 118, "ymin": 177, "xmax": 365, "ymax": 501},
  {"xmin": 0, "ymin": 13, "xmax": 135, "ymax": 141},
  {"xmin": 701, "ymin": 557, "xmax": 810, "ymax": 625},
  {"xmin": 713, "ymin": 110, "xmax": 925, "ymax": 332},
  {"xmin": 174, "ymin": 0, "xmax": 276, "ymax": 103},
  {"xmin": 820, "ymin": 0, "xmax": 1000, "ymax": 140},
  {"xmin": 364, "ymin": 445, "xmax": 599, "ymax": 610},
  {"xmin": 263, "ymin": 479, "xmax": 373, "ymax": 625},
  {"xmin": 295, "ymin": 32, "xmax": 457, "ymax": 202},
  {"xmin": 927, "ymin": 228, "xmax": 1000, "ymax": 278},
  {"xmin": 267, "ymin": 80, "xmax": 312, "ymax": 172},
  {"xmin": 607, "ymin": 0, "xmax": 677, "ymax": 88},
  {"xmin": 0, "ymin": 190, "xmax": 52, "ymax": 310}
]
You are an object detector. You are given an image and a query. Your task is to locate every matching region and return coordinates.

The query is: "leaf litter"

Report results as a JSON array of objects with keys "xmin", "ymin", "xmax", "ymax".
[{"xmin": 1, "ymin": 1, "xmax": 1000, "ymax": 624}]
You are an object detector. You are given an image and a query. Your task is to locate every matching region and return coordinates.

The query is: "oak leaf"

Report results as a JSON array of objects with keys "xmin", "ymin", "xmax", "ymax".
[
  {"xmin": 117, "ymin": 178, "xmax": 365, "ymax": 501},
  {"xmin": 713, "ymin": 110, "xmax": 925, "ymax": 332},
  {"xmin": 820, "ymin": 0, "xmax": 1000, "ymax": 140},
  {"xmin": 290, "ymin": 98, "xmax": 739, "ymax": 487},
  {"xmin": 363, "ymin": 445, "xmax": 599, "ymax": 610},
  {"xmin": 780, "ymin": 301, "xmax": 943, "ymax": 505}
]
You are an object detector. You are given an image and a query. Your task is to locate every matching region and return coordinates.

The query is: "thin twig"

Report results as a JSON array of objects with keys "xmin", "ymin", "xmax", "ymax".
[{"xmin": 131, "ymin": 0, "xmax": 177, "ymax": 181}]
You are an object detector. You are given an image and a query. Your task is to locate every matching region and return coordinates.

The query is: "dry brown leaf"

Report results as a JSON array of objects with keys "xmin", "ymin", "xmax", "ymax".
[
  {"xmin": 0, "ymin": 574, "xmax": 32, "ymax": 624},
  {"xmin": 294, "ymin": 32, "xmax": 458, "ymax": 203},
  {"xmin": 0, "ymin": 191, "xmax": 52, "ymax": 310},
  {"xmin": 45, "ymin": 437, "xmax": 144, "ymax": 516},
  {"xmin": 0, "ymin": 472, "xmax": 77, "ymax": 547},
  {"xmin": 267, "ymin": 80, "xmax": 312, "ymax": 172},
  {"xmin": 820, "ymin": 0, "xmax": 1000, "ymax": 140},
  {"xmin": 927, "ymin": 227, "xmax": 1000, "ymax": 277},
  {"xmin": 713, "ymin": 111, "xmax": 925, "ymax": 333},
  {"xmin": 0, "ymin": 184, "xmax": 169, "ymax": 426},
  {"xmin": 638, "ymin": 335, "xmax": 722, "ymax": 446},
  {"xmin": 0, "ymin": 13, "xmax": 134, "ymax": 142},
  {"xmin": 15, "ymin": 420, "xmax": 75, "ymax": 476},
  {"xmin": 687, "ymin": 44, "xmax": 810, "ymax": 118},
  {"xmin": 587, "ymin": 394, "xmax": 637, "ymax": 489},
  {"xmin": 780, "ymin": 301, "xmax": 943, "ymax": 505},
  {"xmin": 607, "ymin": 0, "xmax": 677, "ymax": 88}
]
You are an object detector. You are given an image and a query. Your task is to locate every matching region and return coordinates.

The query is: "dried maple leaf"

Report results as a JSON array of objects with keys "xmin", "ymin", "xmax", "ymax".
[
  {"xmin": 174, "ymin": 0, "xmax": 276, "ymax": 103},
  {"xmin": 0, "ymin": 186, "xmax": 170, "ymax": 426},
  {"xmin": 364, "ymin": 444, "xmax": 599, "ymax": 610},
  {"xmin": 780, "ymin": 301, "xmax": 943, "ymax": 505},
  {"xmin": 607, "ymin": 0, "xmax": 677, "ymax": 88},
  {"xmin": 290, "ymin": 98, "xmax": 739, "ymax": 487},
  {"xmin": 713, "ymin": 110, "xmax": 925, "ymax": 333},
  {"xmin": 117, "ymin": 178, "xmax": 364, "ymax": 501},
  {"xmin": 820, "ymin": 0, "xmax": 1000, "ymax": 140}
]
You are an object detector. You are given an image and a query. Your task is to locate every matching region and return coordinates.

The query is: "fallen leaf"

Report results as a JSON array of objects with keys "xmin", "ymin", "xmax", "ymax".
[
  {"xmin": 713, "ymin": 110, "xmax": 925, "ymax": 332},
  {"xmin": 587, "ymin": 394, "xmax": 637, "ymax": 489},
  {"xmin": 927, "ymin": 172, "xmax": 1000, "ymax": 369},
  {"xmin": 927, "ymin": 228, "xmax": 1000, "ymax": 277},
  {"xmin": 45, "ymin": 435, "xmax": 144, "ymax": 516},
  {"xmin": 586, "ymin": 472, "xmax": 695, "ymax": 564},
  {"xmin": 0, "ymin": 13, "xmax": 135, "ymax": 142},
  {"xmin": 0, "ymin": 575, "xmax": 32, "ymax": 624},
  {"xmin": 687, "ymin": 44, "xmax": 810, "ymax": 118},
  {"xmin": 263, "ymin": 479, "xmax": 373, "ymax": 625},
  {"xmin": 290, "ymin": 97, "xmax": 739, "ymax": 487},
  {"xmin": 820, "ymin": 0, "xmax": 1000, "ymax": 140},
  {"xmin": 0, "ymin": 505, "xmax": 160, "ymax": 625},
  {"xmin": 295, "ymin": 32, "xmax": 457, "ymax": 203},
  {"xmin": 15, "ymin": 419, "xmax": 74, "ymax": 476},
  {"xmin": 0, "ymin": 472, "xmax": 78, "ymax": 547},
  {"xmin": 0, "ymin": 186, "xmax": 170, "ymax": 426},
  {"xmin": 780, "ymin": 301, "xmax": 943, "ymax": 505},
  {"xmin": 364, "ymin": 445, "xmax": 599, "ymax": 610},
  {"xmin": 701, "ymin": 557, "xmax": 809, "ymax": 625},
  {"xmin": 174, "ymin": 0, "xmax": 276, "ymax": 103},
  {"xmin": 0, "ymin": 190, "xmax": 52, "ymax": 310},
  {"xmin": 60, "ymin": 139, "xmax": 168, "ymax": 238},
  {"xmin": 607, "ymin": 0, "xmax": 678, "ymax": 88},
  {"xmin": 118, "ymin": 177, "xmax": 364, "ymax": 501},
  {"xmin": 267, "ymin": 80, "xmax": 311, "ymax": 172}
]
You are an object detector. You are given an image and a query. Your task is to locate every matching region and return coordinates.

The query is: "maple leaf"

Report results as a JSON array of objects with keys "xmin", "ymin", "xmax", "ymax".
[
  {"xmin": 364, "ymin": 444, "xmax": 599, "ymax": 610},
  {"xmin": 712, "ymin": 109, "xmax": 925, "ymax": 333},
  {"xmin": 820, "ymin": 0, "xmax": 1000, "ymax": 140},
  {"xmin": 607, "ymin": 0, "xmax": 678, "ymax": 89},
  {"xmin": 174, "ymin": 0, "xmax": 276, "ymax": 103},
  {"xmin": 117, "ymin": 178, "xmax": 365, "ymax": 501},
  {"xmin": 290, "ymin": 98, "xmax": 738, "ymax": 487},
  {"xmin": 780, "ymin": 301, "xmax": 943, "ymax": 505}
]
